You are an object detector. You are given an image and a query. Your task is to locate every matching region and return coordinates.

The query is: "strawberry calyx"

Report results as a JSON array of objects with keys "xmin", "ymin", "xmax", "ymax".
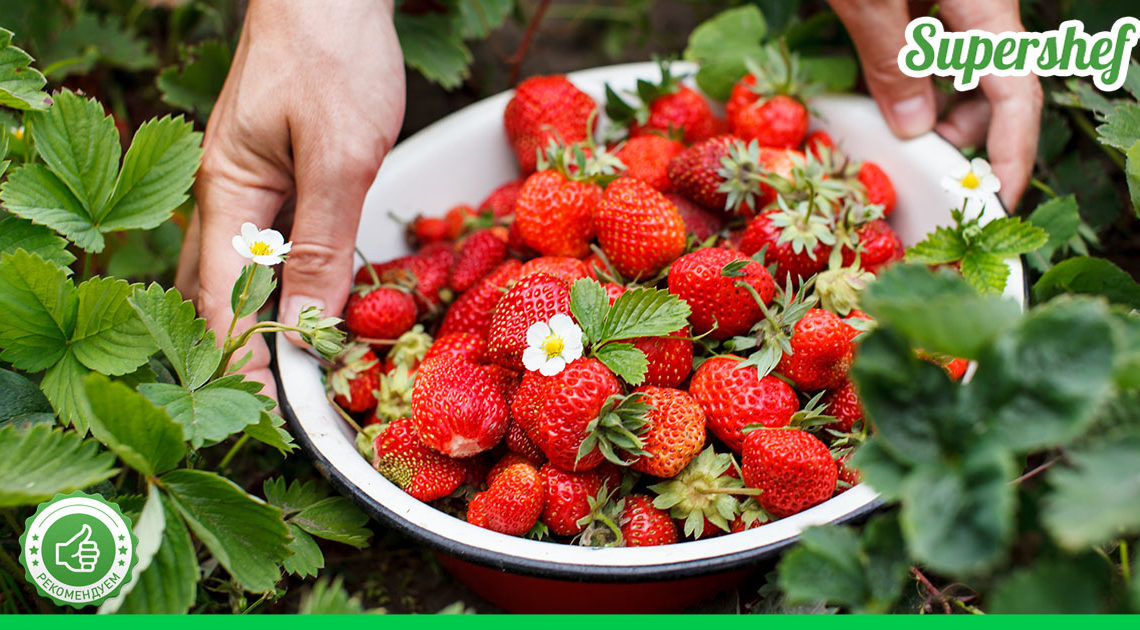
[
  {"xmin": 535, "ymin": 120, "xmax": 626, "ymax": 186},
  {"xmin": 815, "ymin": 254, "xmax": 874, "ymax": 316},
  {"xmin": 715, "ymin": 138, "xmax": 769, "ymax": 214},
  {"xmin": 327, "ymin": 342, "xmax": 379, "ymax": 399},
  {"xmin": 604, "ymin": 58, "xmax": 684, "ymax": 129},
  {"xmin": 728, "ymin": 276, "xmax": 819, "ymax": 379},
  {"xmin": 769, "ymin": 195, "xmax": 836, "ymax": 259},
  {"xmin": 647, "ymin": 447, "xmax": 750, "ymax": 538},
  {"xmin": 576, "ymin": 392, "xmax": 653, "ymax": 467},
  {"xmin": 387, "ymin": 324, "xmax": 432, "ymax": 371},
  {"xmin": 373, "ymin": 363, "xmax": 416, "ymax": 425},
  {"xmin": 735, "ymin": 497, "xmax": 773, "ymax": 530},
  {"xmin": 575, "ymin": 483, "xmax": 625, "ymax": 547},
  {"xmin": 742, "ymin": 40, "xmax": 822, "ymax": 106},
  {"xmin": 765, "ymin": 152, "xmax": 850, "ymax": 216}
]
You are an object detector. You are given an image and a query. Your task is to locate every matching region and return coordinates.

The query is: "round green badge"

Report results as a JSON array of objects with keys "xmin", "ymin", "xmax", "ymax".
[{"xmin": 18, "ymin": 491, "xmax": 138, "ymax": 608}]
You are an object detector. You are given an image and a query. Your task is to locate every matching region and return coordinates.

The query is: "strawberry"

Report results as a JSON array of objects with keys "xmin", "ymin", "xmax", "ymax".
[
  {"xmin": 467, "ymin": 461, "xmax": 545, "ymax": 536},
  {"xmin": 945, "ymin": 357, "xmax": 969, "ymax": 381},
  {"xmin": 449, "ymin": 228, "xmax": 508, "ymax": 292},
  {"xmin": 836, "ymin": 452, "xmax": 862, "ymax": 491},
  {"xmin": 504, "ymin": 75, "xmax": 597, "ymax": 174},
  {"xmin": 424, "ymin": 332, "xmax": 487, "ymax": 365},
  {"xmin": 630, "ymin": 386, "xmax": 706, "ymax": 478},
  {"xmin": 857, "ymin": 161, "xmax": 897, "ymax": 216},
  {"xmin": 356, "ymin": 253, "xmax": 451, "ymax": 314},
  {"xmin": 667, "ymin": 247, "xmax": 774, "ymax": 340},
  {"xmin": 345, "ymin": 287, "xmax": 417, "ymax": 340},
  {"xmin": 741, "ymin": 428, "xmax": 837, "ymax": 518},
  {"xmin": 823, "ymin": 380, "xmax": 863, "ymax": 433},
  {"xmin": 689, "ymin": 355, "xmax": 798, "ymax": 452},
  {"xmin": 649, "ymin": 447, "xmax": 746, "ymax": 538},
  {"xmin": 329, "ymin": 344, "xmax": 381, "ymax": 414},
  {"xmin": 614, "ymin": 135, "xmax": 685, "ymax": 193},
  {"xmin": 669, "ymin": 136, "xmax": 795, "ymax": 216},
  {"xmin": 620, "ymin": 495, "xmax": 678, "ymax": 546},
  {"xmin": 488, "ymin": 452, "xmax": 544, "ymax": 487},
  {"xmin": 408, "ymin": 215, "xmax": 450, "ymax": 246},
  {"xmin": 506, "ymin": 418, "xmax": 546, "ymax": 462},
  {"xmin": 629, "ymin": 327, "xmax": 692, "ymax": 388},
  {"xmin": 740, "ymin": 207, "xmax": 831, "ymax": 284},
  {"xmin": 602, "ymin": 282, "xmax": 626, "ymax": 305},
  {"xmin": 725, "ymin": 45, "xmax": 816, "ymax": 149},
  {"xmin": 438, "ymin": 260, "xmax": 522, "ymax": 338},
  {"xmin": 840, "ymin": 219, "xmax": 904, "ymax": 274},
  {"xmin": 479, "ymin": 178, "xmax": 525, "ymax": 218},
  {"xmin": 730, "ymin": 498, "xmax": 771, "ymax": 532},
  {"xmin": 777, "ymin": 308, "xmax": 854, "ymax": 391},
  {"xmin": 514, "ymin": 170, "xmax": 602, "ymax": 258},
  {"xmin": 605, "ymin": 62, "xmax": 718, "ymax": 144},
  {"xmin": 666, "ymin": 193, "xmax": 723, "ymax": 241},
  {"xmin": 445, "ymin": 204, "xmax": 477, "ymax": 240},
  {"xmin": 520, "ymin": 256, "xmax": 592, "ymax": 285},
  {"xmin": 506, "ymin": 220, "xmax": 538, "ymax": 258},
  {"xmin": 372, "ymin": 417, "xmax": 467, "ymax": 502},
  {"xmin": 540, "ymin": 464, "xmax": 609, "ymax": 536},
  {"xmin": 482, "ymin": 363, "xmax": 522, "ymax": 403},
  {"xmin": 486, "ymin": 272, "xmax": 572, "ymax": 370},
  {"xmin": 411, "ymin": 356, "xmax": 509, "ymax": 457},
  {"xmin": 594, "ymin": 176, "xmax": 687, "ymax": 279},
  {"xmin": 667, "ymin": 135, "xmax": 737, "ymax": 211},
  {"xmin": 804, "ymin": 129, "xmax": 835, "ymax": 161}
]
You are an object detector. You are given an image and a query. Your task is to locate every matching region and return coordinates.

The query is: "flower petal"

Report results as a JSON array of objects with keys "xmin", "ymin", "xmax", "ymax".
[
  {"xmin": 259, "ymin": 228, "xmax": 286, "ymax": 248},
  {"xmin": 276, "ymin": 241, "xmax": 293, "ymax": 256},
  {"xmin": 561, "ymin": 337, "xmax": 583, "ymax": 363},
  {"xmin": 539, "ymin": 356, "xmax": 566, "ymax": 376},
  {"xmin": 233, "ymin": 235, "xmax": 254, "ymax": 258},
  {"xmin": 252, "ymin": 254, "xmax": 283, "ymax": 266},
  {"xmin": 982, "ymin": 174, "xmax": 1001, "ymax": 193},
  {"xmin": 526, "ymin": 322, "xmax": 552, "ymax": 348},
  {"xmin": 548, "ymin": 313, "xmax": 575, "ymax": 335},
  {"xmin": 940, "ymin": 176, "xmax": 962, "ymax": 194},
  {"xmin": 970, "ymin": 158, "xmax": 992, "ymax": 176},
  {"xmin": 240, "ymin": 222, "xmax": 259, "ymax": 243},
  {"xmin": 523, "ymin": 346, "xmax": 547, "ymax": 372}
]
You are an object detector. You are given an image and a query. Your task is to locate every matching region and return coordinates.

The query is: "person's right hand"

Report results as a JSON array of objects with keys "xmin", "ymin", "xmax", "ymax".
[{"xmin": 176, "ymin": 0, "xmax": 405, "ymax": 401}]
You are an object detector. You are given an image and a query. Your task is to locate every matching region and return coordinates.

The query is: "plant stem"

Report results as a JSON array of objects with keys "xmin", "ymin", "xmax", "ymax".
[
  {"xmin": 701, "ymin": 486, "xmax": 763, "ymax": 496},
  {"xmin": 1029, "ymin": 177, "xmax": 1058, "ymax": 198},
  {"xmin": 1067, "ymin": 108, "xmax": 1127, "ymax": 170},
  {"xmin": 1, "ymin": 510, "xmax": 22, "ymax": 537},
  {"xmin": 508, "ymin": 0, "xmax": 552, "ymax": 87},
  {"xmin": 218, "ymin": 434, "xmax": 250, "ymax": 471},
  {"xmin": 1011, "ymin": 456, "xmax": 1060, "ymax": 485},
  {"xmin": 326, "ymin": 391, "xmax": 364, "ymax": 435},
  {"xmin": 224, "ymin": 265, "xmax": 257, "ymax": 349},
  {"xmin": 214, "ymin": 321, "xmax": 308, "ymax": 379},
  {"xmin": 241, "ymin": 590, "xmax": 271, "ymax": 614},
  {"xmin": 952, "ymin": 599, "xmax": 985, "ymax": 615},
  {"xmin": 1121, "ymin": 540, "xmax": 1131, "ymax": 583}
]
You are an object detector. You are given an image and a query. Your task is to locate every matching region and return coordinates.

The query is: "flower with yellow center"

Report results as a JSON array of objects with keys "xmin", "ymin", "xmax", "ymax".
[
  {"xmin": 232, "ymin": 222, "xmax": 292, "ymax": 266},
  {"xmin": 940, "ymin": 157, "xmax": 1001, "ymax": 200},
  {"xmin": 522, "ymin": 314, "xmax": 583, "ymax": 376}
]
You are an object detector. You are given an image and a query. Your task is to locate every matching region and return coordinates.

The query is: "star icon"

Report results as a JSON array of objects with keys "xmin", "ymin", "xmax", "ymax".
[
  {"xmin": 31, "ymin": 560, "xmax": 38, "ymax": 567},
  {"xmin": 119, "ymin": 546, "xmax": 127, "ymax": 555},
  {"xmin": 118, "ymin": 560, "xmax": 125, "ymax": 567},
  {"xmin": 28, "ymin": 546, "xmax": 38, "ymax": 555},
  {"xmin": 31, "ymin": 535, "xmax": 38, "ymax": 541},
  {"xmin": 118, "ymin": 535, "xmax": 125, "ymax": 542}
]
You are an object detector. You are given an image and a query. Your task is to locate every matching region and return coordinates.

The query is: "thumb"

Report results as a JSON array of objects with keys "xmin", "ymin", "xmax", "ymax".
[
  {"xmin": 830, "ymin": 0, "xmax": 937, "ymax": 138},
  {"xmin": 64, "ymin": 523, "xmax": 92, "ymax": 547}
]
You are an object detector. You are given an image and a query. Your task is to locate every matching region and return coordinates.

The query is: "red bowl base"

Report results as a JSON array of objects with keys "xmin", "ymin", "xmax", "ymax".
[{"xmin": 435, "ymin": 553, "xmax": 753, "ymax": 613}]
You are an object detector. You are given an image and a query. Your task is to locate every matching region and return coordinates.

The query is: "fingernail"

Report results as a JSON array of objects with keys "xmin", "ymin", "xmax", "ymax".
[
  {"xmin": 282, "ymin": 295, "xmax": 325, "ymax": 345},
  {"xmin": 890, "ymin": 94, "xmax": 935, "ymax": 138}
]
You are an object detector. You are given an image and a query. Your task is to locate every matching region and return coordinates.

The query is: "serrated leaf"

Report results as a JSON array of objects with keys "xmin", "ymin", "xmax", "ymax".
[
  {"xmin": 600, "ymin": 286, "xmax": 691, "ymax": 343},
  {"xmin": 458, "ymin": 0, "xmax": 513, "ymax": 39},
  {"xmin": 0, "ymin": 422, "xmax": 117, "ymax": 506},
  {"xmin": 129, "ymin": 283, "xmax": 221, "ymax": 389},
  {"xmin": 85, "ymin": 374, "xmax": 185, "ymax": 476},
  {"xmin": 1034, "ymin": 256, "xmax": 1140, "ymax": 309},
  {"xmin": 1097, "ymin": 102, "xmax": 1140, "ymax": 151},
  {"xmin": 0, "ymin": 216, "xmax": 75, "ymax": 267},
  {"xmin": 299, "ymin": 577, "xmax": 367, "ymax": 615},
  {"xmin": 282, "ymin": 523, "xmax": 324, "ymax": 578},
  {"xmin": 0, "ymin": 162, "xmax": 103, "ymax": 251},
  {"xmin": 595, "ymin": 342, "xmax": 649, "ymax": 385},
  {"xmin": 114, "ymin": 492, "xmax": 198, "ymax": 614},
  {"xmin": 157, "ymin": 41, "xmax": 232, "ymax": 120},
  {"xmin": 264, "ymin": 478, "xmax": 326, "ymax": 517},
  {"xmin": 0, "ymin": 249, "xmax": 75, "ymax": 371},
  {"xmin": 161, "ymin": 469, "xmax": 290, "ymax": 593},
  {"xmin": 861, "ymin": 265, "xmax": 1018, "ymax": 359},
  {"xmin": 0, "ymin": 27, "xmax": 48, "ymax": 110},
  {"xmin": 990, "ymin": 555, "xmax": 1111, "ymax": 613},
  {"xmin": 395, "ymin": 12, "xmax": 471, "ymax": 90},
  {"xmin": 900, "ymin": 447, "xmax": 1016, "ymax": 575},
  {"xmin": 1044, "ymin": 438, "xmax": 1140, "ymax": 549},
  {"xmin": 71, "ymin": 276, "xmax": 155, "ymax": 375},
  {"xmin": 801, "ymin": 56, "xmax": 856, "ymax": 92},
  {"xmin": 28, "ymin": 90, "xmax": 120, "ymax": 217},
  {"xmin": 569, "ymin": 278, "xmax": 608, "ymax": 344},
  {"xmin": 244, "ymin": 411, "xmax": 297, "ymax": 455},
  {"xmin": 40, "ymin": 350, "xmax": 93, "ymax": 431},
  {"xmin": 960, "ymin": 251, "xmax": 1010, "ymax": 294},
  {"xmin": 291, "ymin": 497, "xmax": 371, "ymax": 548},
  {"xmin": 139, "ymin": 378, "xmax": 266, "ymax": 447},
  {"xmin": 683, "ymin": 5, "xmax": 767, "ymax": 101},
  {"xmin": 977, "ymin": 216, "xmax": 1049, "ymax": 256},
  {"xmin": 39, "ymin": 12, "xmax": 157, "ymax": 78},
  {"xmin": 99, "ymin": 483, "xmax": 166, "ymax": 614},
  {"xmin": 102, "ymin": 115, "xmax": 202, "ymax": 231},
  {"xmin": 232, "ymin": 263, "xmax": 277, "ymax": 321},
  {"xmin": 0, "ymin": 368, "xmax": 52, "ymax": 427},
  {"xmin": 1027, "ymin": 195, "xmax": 1080, "ymax": 265},
  {"xmin": 904, "ymin": 225, "xmax": 968, "ymax": 265}
]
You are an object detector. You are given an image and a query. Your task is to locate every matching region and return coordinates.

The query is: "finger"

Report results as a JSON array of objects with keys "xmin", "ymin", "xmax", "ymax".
[
  {"xmin": 175, "ymin": 208, "xmax": 202, "ymax": 302},
  {"xmin": 933, "ymin": 96, "xmax": 991, "ymax": 148},
  {"xmin": 830, "ymin": 0, "xmax": 937, "ymax": 138}
]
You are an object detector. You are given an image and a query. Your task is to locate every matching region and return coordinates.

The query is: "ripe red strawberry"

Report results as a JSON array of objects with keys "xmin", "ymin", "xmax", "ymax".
[
  {"xmin": 506, "ymin": 220, "xmax": 538, "ymax": 259},
  {"xmin": 630, "ymin": 386, "xmax": 706, "ymax": 478},
  {"xmin": 540, "ymin": 464, "xmax": 608, "ymax": 536},
  {"xmin": 330, "ymin": 346, "xmax": 381, "ymax": 413},
  {"xmin": 836, "ymin": 452, "xmax": 862, "ymax": 491},
  {"xmin": 602, "ymin": 282, "xmax": 625, "ymax": 305},
  {"xmin": 594, "ymin": 177, "xmax": 687, "ymax": 279},
  {"xmin": 445, "ymin": 204, "xmax": 477, "ymax": 240},
  {"xmin": 479, "ymin": 178, "xmax": 525, "ymax": 218},
  {"xmin": 531, "ymin": 358, "xmax": 625, "ymax": 471},
  {"xmin": 689, "ymin": 356, "xmax": 799, "ymax": 452},
  {"xmin": 840, "ymin": 219, "xmax": 904, "ymax": 274},
  {"xmin": 356, "ymin": 253, "xmax": 451, "ymax": 314},
  {"xmin": 438, "ymin": 260, "xmax": 522, "ymax": 338},
  {"xmin": 629, "ymin": 327, "xmax": 692, "ymax": 388},
  {"xmin": 857, "ymin": 161, "xmax": 897, "ymax": 216},
  {"xmin": 620, "ymin": 495, "xmax": 678, "ymax": 546},
  {"xmin": 514, "ymin": 170, "xmax": 601, "ymax": 258},
  {"xmin": 506, "ymin": 418, "xmax": 546, "ymax": 462},
  {"xmin": 823, "ymin": 380, "xmax": 863, "ymax": 433},
  {"xmin": 488, "ymin": 452, "xmax": 544, "ymax": 487},
  {"xmin": 727, "ymin": 90, "xmax": 808, "ymax": 149},
  {"xmin": 449, "ymin": 228, "xmax": 508, "ymax": 292},
  {"xmin": 606, "ymin": 63, "xmax": 718, "ymax": 144},
  {"xmin": 467, "ymin": 462, "xmax": 545, "ymax": 536},
  {"xmin": 741, "ymin": 428, "xmax": 837, "ymax": 518},
  {"xmin": 411, "ymin": 356, "xmax": 509, "ymax": 457},
  {"xmin": 483, "ymin": 363, "xmax": 522, "ymax": 403},
  {"xmin": 520, "ymin": 256, "xmax": 591, "ymax": 285},
  {"xmin": 740, "ymin": 208, "xmax": 829, "ymax": 283},
  {"xmin": 778, "ymin": 308, "xmax": 855, "ymax": 391},
  {"xmin": 504, "ymin": 75, "xmax": 597, "ymax": 174},
  {"xmin": 666, "ymin": 193, "xmax": 723, "ymax": 241},
  {"xmin": 345, "ymin": 287, "xmax": 417, "ymax": 340},
  {"xmin": 804, "ymin": 129, "xmax": 835, "ymax": 160},
  {"xmin": 667, "ymin": 247, "xmax": 774, "ymax": 340},
  {"xmin": 486, "ymin": 273, "xmax": 571, "ymax": 370},
  {"xmin": 372, "ymin": 417, "xmax": 467, "ymax": 502},
  {"xmin": 667, "ymin": 135, "xmax": 737, "ymax": 211},
  {"xmin": 945, "ymin": 357, "xmax": 969, "ymax": 381},
  {"xmin": 424, "ymin": 332, "xmax": 487, "ymax": 365},
  {"xmin": 408, "ymin": 215, "xmax": 450, "ymax": 246},
  {"xmin": 668, "ymin": 136, "xmax": 796, "ymax": 216},
  {"xmin": 614, "ymin": 135, "xmax": 685, "ymax": 193}
]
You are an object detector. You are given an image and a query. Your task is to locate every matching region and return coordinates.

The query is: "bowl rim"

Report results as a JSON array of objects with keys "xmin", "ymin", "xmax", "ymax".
[{"xmin": 273, "ymin": 61, "xmax": 1025, "ymax": 582}]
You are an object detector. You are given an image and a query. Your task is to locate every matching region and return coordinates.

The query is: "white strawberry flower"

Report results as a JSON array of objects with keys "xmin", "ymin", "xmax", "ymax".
[
  {"xmin": 232, "ymin": 222, "xmax": 292, "ymax": 266},
  {"xmin": 941, "ymin": 157, "xmax": 1001, "ymax": 200},
  {"xmin": 522, "ymin": 314, "xmax": 583, "ymax": 376}
]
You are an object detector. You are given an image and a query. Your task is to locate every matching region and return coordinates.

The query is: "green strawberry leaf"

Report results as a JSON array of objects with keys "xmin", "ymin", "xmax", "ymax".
[
  {"xmin": 0, "ymin": 249, "xmax": 76, "ymax": 371},
  {"xmin": 683, "ymin": 5, "xmax": 768, "ymax": 101},
  {"xmin": 905, "ymin": 225, "xmax": 969, "ymax": 265},
  {"xmin": 290, "ymin": 497, "xmax": 371, "ymax": 548},
  {"xmin": 0, "ymin": 422, "xmax": 118, "ymax": 507},
  {"xmin": 1096, "ymin": 102, "xmax": 1140, "ymax": 151},
  {"xmin": 0, "ymin": 368, "xmax": 53, "ymax": 427},
  {"xmin": 976, "ymin": 216, "xmax": 1049, "ymax": 257},
  {"xmin": 282, "ymin": 523, "xmax": 324, "ymax": 578},
  {"xmin": 0, "ymin": 27, "xmax": 48, "ymax": 110},
  {"xmin": 594, "ymin": 342, "xmax": 649, "ymax": 386},
  {"xmin": 40, "ymin": 351, "xmax": 94, "ymax": 431},
  {"xmin": 160, "ymin": 469, "xmax": 290, "ymax": 594},
  {"xmin": 71, "ymin": 276, "xmax": 155, "ymax": 376},
  {"xmin": 1033, "ymin": 256, "xmax": 1140, "ymax": 309},
  {"xmin": 138, "ymin": 377, "xmax": 267, "ymax": 448},
  {"xmin": 395, "ymin": 11, "xmax": 472, "ymax": 91},
  {"xmin": 0, "ymin": 162, "xmax": 104, "ymax": 251},
  {"xmin": 264, "ymin": 478, "xmax": 328, "ymax": 517},
  {"xmin": 960, "ymin": 251, "xmax": 1011, "ymax": 294},
  {"xmin": 569, "ymin": 278, "xmax": 608, "ymax": 345},
  {"xmin": 990, "ymin": 554, "xmax": 1112, "ymax": 614},
  {"xmin": 129, "ymin": 283, "xmax": 222, "ymax": 389},
  {"xmin": 243, "ymin": 411, "xmax": 297, "ymax": 455},
  {"xmin": 600, "ymin": 286, "xmax": 691, "ymax": 343},
  {"xmin": 39, "ymin": 11, "xmax": 157, "ymax": 79},
  {"xmin": 1027, "ymin": 195, "xmax": 1080, "ymax": 268},
  {"xmin": 800, "ymin": 56, "xmax": 857, "ymax": 92},
  {"xmin": 85, "ymin": 373, "xmax": 186, "ymax": 477},
  {"xmin": 1128, "ymin": 140, "xmax": 1140, "ymax": 218},
  {"xmin": 0, "ymin": 216, "xmax": 75, "ymax": 268},
  {"xmin": 156, "ymin": 40, "xmax": 232, "ymax": 120},
  {"xmin": 102, "ymin": 115, "xmax": 203, "ymax": 232},
  {"xmin": 232, "ymin": 263, "xmax": 277, "ymax": 321},
  {"xmin": 113, "ymin": 491, "xmax": 198, "ymax": 614},
  {"xmin": 98, "ymin": 483, "xmax": 166, "ymax": 614},
  {"xmin": 457, "ymin": 0, "xmax": 513, "ymax": 39},
  {"xmin": 299, "ymin": 577, "xmax": 368, "ymax": 615},
  {"xmin": 27, "ymin": 90, "xmax": 120, "ymax": 218},
  {"xmin": 1043, "ymin": 437, "xmax": 1140, "ymax": 549}
]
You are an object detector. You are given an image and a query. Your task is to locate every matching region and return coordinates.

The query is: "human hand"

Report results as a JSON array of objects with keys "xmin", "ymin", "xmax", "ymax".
[
  {"xmin": 828, "ymin": 0, "xmax": 1042, "ymax": 209},
  {"xmin": 176, "ymin": 0, "xmax": 405, "ymax": 400}
]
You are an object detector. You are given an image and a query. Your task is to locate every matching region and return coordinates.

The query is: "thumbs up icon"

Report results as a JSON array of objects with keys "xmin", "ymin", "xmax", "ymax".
[{"xmin": 55, "ymin": 523, "xmax": 100, "ymax": 573}]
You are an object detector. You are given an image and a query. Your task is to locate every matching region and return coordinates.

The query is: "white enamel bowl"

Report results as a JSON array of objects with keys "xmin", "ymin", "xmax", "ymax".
[{"xmin": 274, "ymin": 62, "xmax": 1023, "ymax": 611}]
